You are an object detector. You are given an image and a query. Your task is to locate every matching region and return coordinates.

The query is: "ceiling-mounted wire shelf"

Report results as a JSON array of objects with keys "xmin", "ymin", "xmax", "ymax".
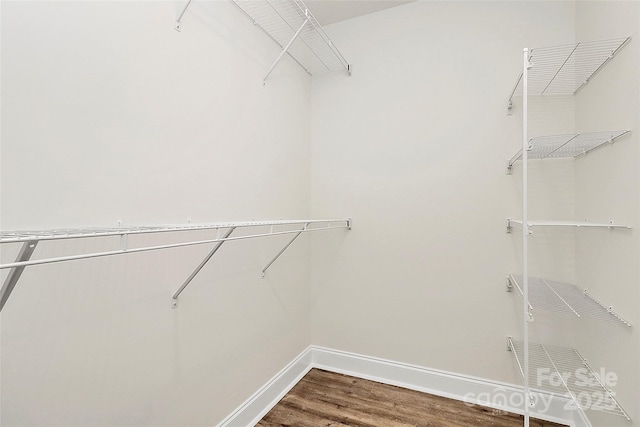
[
  {"xmin": 507, "ymin": 274, "xmax": 631, "ymax": 326},
  {"xmin": 508, "ymin": 37, "xmax": 630, "ymax": 109},
  {"xmin": 507, "ymin": 130, "xmax": 630, "ymax": 171},
  {"xmin": 507, "ymin": 338, "xmax": 630, "ymax": 420}
]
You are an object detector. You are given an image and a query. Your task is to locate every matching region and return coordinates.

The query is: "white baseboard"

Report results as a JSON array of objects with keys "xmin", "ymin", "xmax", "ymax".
[{"xmin": 217, "ymin": 346, "xmax": 592, "ymax": 427}]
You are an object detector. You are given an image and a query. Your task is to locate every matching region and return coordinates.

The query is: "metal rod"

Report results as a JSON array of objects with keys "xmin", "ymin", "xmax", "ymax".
[
  {"xmin": 573, "ymin": 37, "xmax": 631, "ymax": 95},
  {"xmin": 0, "ymin": 241, "xmax": 38, "ymax": 312},
  {"xmin": 0, "ymin": 225, "xmax": 349, "ymax": 271},
  {"xmin": 172, "ymin": 227, "xmax": 236, "ymax": 306},
  {"xmin": 508, "ymin": 275, "xmax": 534, "ymax": 312},
  {"xmin": 541, "ymin": 42, "xmax": 579, "ymax": 95},
  {"xmin": 541, "ymin": 134, "xmax": 579, "ymax": 159},
  {"xmin": 263, "ymin": 16, "xmax": 309, "ymax": 82},
  {"xmin": 572, "ymin": 349, "xmax": 632, "ymax": 420},
  {"xmin": 229, "ymin": 0, "xmax": 311, "ymax": 76},
  {"xmin": 261, "ymin": 223, "xmax": 309, "ymax": 278},
  {"xmin": 540, "ymin": 278, "xmax": 580, "ymax": 317},
  {"xmin": 522, "ymin": 47, "xmax": 530, "ymax": 427},
  {"xmin": 507, "ymin": 71, "xmax": 524, "ymax": 110},
  {"xmin": 540, "ymin": 343, "xmax": 573, "ymax": 399},
  {"xmin": 175, "ymin": 0, "xmax": 193, "ymax": 31},
  {"xmin": 508, "ymin": 148, "xmax": 524, "ymax": 169}
]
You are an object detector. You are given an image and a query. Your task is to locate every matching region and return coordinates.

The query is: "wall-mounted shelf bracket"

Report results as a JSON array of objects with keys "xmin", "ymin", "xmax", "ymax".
[
  {"xmin": 261, "ymin": 222, "xmax": 309, "ymax": 278},
  {"xmin": 506, "ymin": 219, "xmax": 529, "ymax": 234},
  {"xmin": 0, "ymin": 241, "xmax": 38, "ymax": 312},
  {"xmin": 264, "ymin": 14, "xmax": 310, "ymax": 84},
  {"xmin": 172, "ymin": 227, "xmax": 236, "ymax": 308},
  {"xmin": 175, "ymin": 0, "xmax": 193, "ymax": 32}
]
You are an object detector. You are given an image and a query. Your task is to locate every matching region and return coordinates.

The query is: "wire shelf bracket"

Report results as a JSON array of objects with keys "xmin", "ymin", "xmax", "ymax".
[
  {"xmin": 0, "ymin": 241, "xmax": 38, "ymax": 312},
  {"xmin": 507, "ymin": 274, "xmax": 631, "ymax": 326},
  {"xmin": 507, "ymin": 37, "xmax": 631, "ymax": 113},
  {"xmin": 174, "ymin": 0, "xmax": 193, "ymax": 31},
  {"xmin": 171, "ymin": 227, "xmax": 236, "ymax": 308},
  {"xmin": 261, "ymin": 222, "xmax": 308, "ymax": 278},
  {"xmin": 174, "ymin": 0, "xmax": 351, "ymax": 83},
  {"xmin": 0, "ymin": 219, "xmax": 351, "ymax": 312},
  {"xmin": 507, "ymin": 338, "xmax": 631, "ymax": 420},
  {"xmin": 507, "ymin": 130, "xmax": 631, "ymax": 173}
]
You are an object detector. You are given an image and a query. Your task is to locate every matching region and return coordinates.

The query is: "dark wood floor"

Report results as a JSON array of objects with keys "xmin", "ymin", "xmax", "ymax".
[{"xmin": 257, "ymin": 368, "xmax": 567, "ymax": 427}]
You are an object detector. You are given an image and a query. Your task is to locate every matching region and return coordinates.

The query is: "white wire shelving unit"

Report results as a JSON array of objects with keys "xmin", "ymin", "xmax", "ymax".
[
  {"xmin": 175, "ymin": 0, "xmax": 351, "ymax": 83},
  {"xmin": 0, "ymin": 219, "xmax": 351, "ymax": 311},
  {"xmin": 507, "ymin": 130, "xmax": 631, "ymax": 172},
  {"xmin": 508, "ymin": 338, "xmax": 630, "ymax": 420},
  {"xmin": 507, "ymin": 274, "xmax": 631, "ymax": 326},
  {"xmin": 506, "ymin": 36, "xmax": 632, "ymax": 427}
]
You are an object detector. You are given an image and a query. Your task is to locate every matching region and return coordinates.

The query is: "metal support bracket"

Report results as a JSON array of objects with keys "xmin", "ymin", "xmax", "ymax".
[
  {"xmin": 175, "ymin": 0, "xmax": 193, "ymax": 32},
  {"xmin": 261, "ymin": 223, "xmax": 309, "ymax": 278},
  {"xmin": 506, "ymin": 276, "xmax": 513, "ymax": 292},
  {"xmin": 171, "ymin": 227, "xmax": 236, "ymax": 308},
  {"xmin": 0, "ymin": 241, "xmax": 38, "ymax": 312},
  {"xmin": 263, "ymin": 14, "xmax": 310, "ymax": 84}
]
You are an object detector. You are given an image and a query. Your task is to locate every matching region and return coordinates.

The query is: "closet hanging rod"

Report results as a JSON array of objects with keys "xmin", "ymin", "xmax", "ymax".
[{"xmin": 0, "ymin": 220, "xmax": 351, "ymax": 270}]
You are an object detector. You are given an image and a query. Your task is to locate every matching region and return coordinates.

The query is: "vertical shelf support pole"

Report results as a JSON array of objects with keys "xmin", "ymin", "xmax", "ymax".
[
  {"xmin": 263, "ymin": 14, "xmax": 310, "ymax": 83},
  {"xmin": 261, "ymin": 222, "xmax": 310, "ymax": 278},
  {"xmin": 172, "ymin": 227, "xmax": 236, "ymax": 308},
  {"xmin": 522, "ymin": 47, "xmax": 531, "ymax": 427},
  {"xmin": 0, "ymin": 241, "xmax": 38, "ymax": 312}
]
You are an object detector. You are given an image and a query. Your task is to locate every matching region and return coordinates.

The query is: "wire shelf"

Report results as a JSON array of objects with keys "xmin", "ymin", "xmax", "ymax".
[
  {"xmin": 508, "ymin": 338, "xmax": 630, "ymax": 420},
  {"xmin": 508, "ymin": 37, "xmax": 630, "ymax": 104},
  {"xmin": 507, "ymin": 219, "xmax": 631, "ymax": 232},
  {"xmin": 231, "ymin": 0, "xmax": 350, "ymax": 77},
  {"xmin": 508, "ymin": 274, "xmax": 631, "ymax": 326},
  {"xmin": 508, "ymin": 130, "xmax": 630, "ymax": 168},
  {"xmin": 0, "ymin": 219, "xmax": 350, "ymax": 244},
  {"xmin": 0, "ymin": 219, "xmax": 351, "ymax": 311}
]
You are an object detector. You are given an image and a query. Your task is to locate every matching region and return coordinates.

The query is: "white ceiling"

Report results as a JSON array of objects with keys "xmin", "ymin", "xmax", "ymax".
[{"xmin": 305, "ymin": 0, "xmax": 415, "ymax": 25}]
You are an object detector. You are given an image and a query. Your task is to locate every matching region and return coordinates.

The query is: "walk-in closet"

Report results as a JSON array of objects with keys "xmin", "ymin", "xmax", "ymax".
[{"xmin": 1, "ymin": 1, "xmax": 638, "ymax": 427}]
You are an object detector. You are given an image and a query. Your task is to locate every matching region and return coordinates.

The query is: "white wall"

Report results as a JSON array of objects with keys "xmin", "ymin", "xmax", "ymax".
[
  {"xmin": 1, "ymin": 1, "xmax": 315, "ymax": 425},
  {"xmin": 309, "ymin": 0, "xmax": 577, "ymax": 384},
  {"xmin": 573, "ymin": 2, "xmax": 640, "ymax": 426},
  {"xmin": 311, "ymin": 2, "xmax": 639, "ymax": 426}
]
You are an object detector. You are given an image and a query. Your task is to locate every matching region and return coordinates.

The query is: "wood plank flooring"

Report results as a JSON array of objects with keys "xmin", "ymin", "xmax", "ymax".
[{"xmin": 257, "ymin": 369, "xmax": 567, "ymax": 427}]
